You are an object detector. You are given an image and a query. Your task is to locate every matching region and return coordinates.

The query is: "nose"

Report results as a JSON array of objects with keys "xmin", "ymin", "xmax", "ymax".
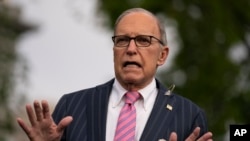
[{"xmin": 126, "ymin": 39, "xmax": 137, "ymax": 55}]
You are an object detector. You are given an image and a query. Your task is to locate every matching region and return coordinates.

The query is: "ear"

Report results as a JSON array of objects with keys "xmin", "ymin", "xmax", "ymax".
[{"xmin": 157, "ymin": 46, "xmax": 169, "ymax": 66}]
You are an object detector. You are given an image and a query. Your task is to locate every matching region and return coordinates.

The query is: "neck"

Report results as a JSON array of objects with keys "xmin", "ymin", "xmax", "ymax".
[{"xmin": 118, "ymin": 78, "xmax": 154, "ymax": 91}]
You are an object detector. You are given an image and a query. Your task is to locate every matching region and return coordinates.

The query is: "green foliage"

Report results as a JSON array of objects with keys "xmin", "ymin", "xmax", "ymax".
[
  {"xmin": 98, "ymin": 0, "xmax": 250, "ymax": 139},
  {"xmin": 0, "ymin": 2, "xmax": 31, "ymax": 140}
]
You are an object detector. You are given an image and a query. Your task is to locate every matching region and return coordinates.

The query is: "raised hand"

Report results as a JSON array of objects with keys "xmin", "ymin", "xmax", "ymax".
[
  {"xmin": 169, "ymin": 127, "xmax": 213, "ymax": 141},
  {"xmin": 17, "ymin": 100, "xmax": 73, "ymax": 141}
]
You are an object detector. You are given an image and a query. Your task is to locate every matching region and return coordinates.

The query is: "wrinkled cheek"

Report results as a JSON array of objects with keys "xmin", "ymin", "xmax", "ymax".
[
  {"xmin": 114, "ymin": 63, "xmax": 123, "ymax": 79},
  {"xmin": 114, "ymin": 64, "xmax": 120, "ymax": 76}
]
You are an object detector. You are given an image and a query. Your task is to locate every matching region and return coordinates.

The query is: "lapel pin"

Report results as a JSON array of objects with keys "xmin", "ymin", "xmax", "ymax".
[
  {"xmin": 166, "ymin": 104, "xmax": 173, "ymax": 111},
  {"xmin": 165, "ymin": 90, "xmax": 171, "ymax": 96},
  {"xmin": 165, "ymin": 84, "xmax": 175, "ymax": 96}
]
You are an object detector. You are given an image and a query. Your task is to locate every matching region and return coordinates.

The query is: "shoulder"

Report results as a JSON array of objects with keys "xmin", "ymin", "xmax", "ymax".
[
  {"xmin": 61, "ymin": 79, "xmax": 114, "ymax": 100},
  {"xmin": 52, "ymin": 79, "xmax": 114, "ymax": 119},
  {"xmin": 157, "ymin": 79, "xmax": 202, "ymax": 109},
  {"xmin": 173, "ymin": 93, "xmax": 202, "ymax": 110}
]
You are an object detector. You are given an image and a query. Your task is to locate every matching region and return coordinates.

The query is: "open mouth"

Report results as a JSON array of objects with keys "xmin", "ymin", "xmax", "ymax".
[{"xmin": 123, "ymin": 61, "xmax": 141, "ymax": 67}]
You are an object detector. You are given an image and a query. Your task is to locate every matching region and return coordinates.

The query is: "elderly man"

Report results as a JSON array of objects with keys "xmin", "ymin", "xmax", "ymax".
[{"xmin": 17, "ymin": 8, "xmax": 213, "ymax": 141}]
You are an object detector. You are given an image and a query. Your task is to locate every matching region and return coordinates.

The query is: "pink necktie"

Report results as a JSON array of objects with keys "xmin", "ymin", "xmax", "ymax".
[{"xmin": 114, "ymin": 91, "xmax": 140, "ymax": 141}]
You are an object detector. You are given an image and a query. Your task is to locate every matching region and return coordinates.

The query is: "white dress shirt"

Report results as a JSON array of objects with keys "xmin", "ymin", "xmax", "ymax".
[{"xmin": 106, "ymin": 79, "xmax": 158, "ymax": 141}]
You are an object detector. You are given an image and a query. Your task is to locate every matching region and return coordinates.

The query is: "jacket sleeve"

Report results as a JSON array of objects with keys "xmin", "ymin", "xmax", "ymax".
[{"xmin": 52, "ymin": 94, "xmax": 68, "ymax": 141}]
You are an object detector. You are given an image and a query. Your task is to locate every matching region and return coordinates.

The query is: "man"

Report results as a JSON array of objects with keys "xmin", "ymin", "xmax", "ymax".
[{"xmin": 17, "ymin": 8, "xmax": 213, "ymax": 141}]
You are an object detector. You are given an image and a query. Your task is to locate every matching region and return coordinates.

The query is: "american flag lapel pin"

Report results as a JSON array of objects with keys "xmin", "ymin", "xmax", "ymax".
[{"xmin": 166, "ymin": 104, "xmax": 173, "ymax": 111}]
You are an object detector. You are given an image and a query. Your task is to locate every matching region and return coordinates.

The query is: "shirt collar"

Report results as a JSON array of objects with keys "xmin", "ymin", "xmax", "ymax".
[{"xmin": 112, "ymin": 78, "xmax": 157, "ymax": 110}]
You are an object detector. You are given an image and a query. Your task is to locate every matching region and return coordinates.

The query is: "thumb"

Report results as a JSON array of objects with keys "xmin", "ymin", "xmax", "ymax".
[{"xmin": 57, "ymin": 116, "xmax": 73, "ymax": 133}]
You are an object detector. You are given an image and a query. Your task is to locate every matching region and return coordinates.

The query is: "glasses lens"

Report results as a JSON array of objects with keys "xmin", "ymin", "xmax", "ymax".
[
  {"xmin": 114, "ymin": 36, "xmax": 129, "ymax": 47},
  {"xmin": 135, "ymin": 35, "xmax": 151, "ymax": 47}
]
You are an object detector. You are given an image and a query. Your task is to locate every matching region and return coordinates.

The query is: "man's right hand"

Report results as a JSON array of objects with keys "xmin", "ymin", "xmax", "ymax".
[{"xmin": 17, "ymin": 100, "xmax": 73, "ymax": 141}]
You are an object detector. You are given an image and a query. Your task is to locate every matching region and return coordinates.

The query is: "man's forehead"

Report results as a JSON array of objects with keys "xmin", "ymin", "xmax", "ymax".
[
  {"xmin": 115, "ymin": 12, "xmax": 159, "ymax": 35},
  {"xmin": 118, "ymin": 12, "xmax": 157, "ymax": 24}
]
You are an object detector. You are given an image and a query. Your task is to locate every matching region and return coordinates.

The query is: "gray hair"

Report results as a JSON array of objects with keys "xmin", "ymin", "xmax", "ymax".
[{"xmin": 114, "ymin": 8, "xmax": 167, "ymax": 45}]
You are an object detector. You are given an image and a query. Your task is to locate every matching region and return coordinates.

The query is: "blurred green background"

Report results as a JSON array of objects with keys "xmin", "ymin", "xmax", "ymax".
[{"xmin": 1, "ymin": 0, "xmax": 249, "ymax": 140}]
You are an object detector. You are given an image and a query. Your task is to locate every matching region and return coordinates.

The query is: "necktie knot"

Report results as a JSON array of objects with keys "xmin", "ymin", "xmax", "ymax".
[{"xmin": 125, "ymin": 91, "xmax": 140, "ymax": 104}]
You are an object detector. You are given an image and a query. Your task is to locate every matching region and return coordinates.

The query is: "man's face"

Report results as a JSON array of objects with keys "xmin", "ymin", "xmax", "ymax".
[{"xmin": 113, "ymin": 12, "xmax": 169, "ymax": 90}]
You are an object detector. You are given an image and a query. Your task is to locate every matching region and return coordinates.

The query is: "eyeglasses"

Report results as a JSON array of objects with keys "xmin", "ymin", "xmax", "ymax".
[{"xmin": 112, "ymin": 35, "xmax": 164, "ymax": 47}]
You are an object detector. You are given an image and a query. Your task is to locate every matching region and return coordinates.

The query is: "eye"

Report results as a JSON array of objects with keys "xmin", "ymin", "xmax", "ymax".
[
  {"xmin": 136, "ymin": 36, "xmax": 150, "ymax": 45},
  {"xmin": 116, "ymin": 36, "xmax": 129, "ymax": 44}
]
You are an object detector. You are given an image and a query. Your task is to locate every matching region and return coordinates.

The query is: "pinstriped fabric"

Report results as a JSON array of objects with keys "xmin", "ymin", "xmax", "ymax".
[
  {"xmin": 52, "ymin": 90, "xmax": 89, "ymax": 141},
  {"xmin": 52, "ymin": 79, "xmax": 208, "ymax": 141},
  {"xmin": 140, "ymin": 85, "xmax": 208, "ymax": 141},
  {"xmin": 114, "ymin": 91, "xmax": 140, "ymax": 141},
  {"xmin": 88, "ymin": 84, "xmax": 110, "ymax": 140},
  {"xmin": 52, "ymin": 79, "xmax": 113, "ymax": 141}
]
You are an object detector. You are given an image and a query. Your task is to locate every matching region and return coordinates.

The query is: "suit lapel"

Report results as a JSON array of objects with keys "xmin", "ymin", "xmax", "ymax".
[
  {"xmin": 87, "ymin": 79, "xmax": 114, "ymax": 141},
  {"xmin": 87, "ymin": 79, "xmax": 176, "ymax": 141},
  {"xmin": 140, "ymin": 80, "xmax": 176, "ymax": 141}
]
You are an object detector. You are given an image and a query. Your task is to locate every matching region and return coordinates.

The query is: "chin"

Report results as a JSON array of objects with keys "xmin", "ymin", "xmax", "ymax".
[{"xmin": 123, "ymin": 76, "xmax": 142, "ymax": 84}]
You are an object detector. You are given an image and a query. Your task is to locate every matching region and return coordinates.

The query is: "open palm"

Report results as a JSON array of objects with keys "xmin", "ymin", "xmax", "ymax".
[{"xmin": 17, "ymin": 100, "xmax": 72, "ymax": 141}]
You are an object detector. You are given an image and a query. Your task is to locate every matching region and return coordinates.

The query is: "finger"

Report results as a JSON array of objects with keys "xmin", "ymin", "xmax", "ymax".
[
  {"xmin": 168, "ymin": 132, "xmax": 177, "ymax": 141},
  {"xmin": 185, "ymin": 127, "xmax": 200, "ymax": 141},
  {"xmin": 17, "ymin": 118, "xmax": 31, "ymax": 136},
  {"xmin": 26, "ymin": 104, "xmax": 37, "ymax": 126},
  {"xmin": 41, "ymin": 100, "xmax": 50, "ymax": 119},
  {"xmin": 34, "ymin": 100, "xmax": 43, "ymax": 121},
  {"xmin": 57, "ymin": 116, "xmax": 73, "ymax": 133},
  {"xmin": 197, "ymin": 132, "xmax": 213, "ymax": 141}
]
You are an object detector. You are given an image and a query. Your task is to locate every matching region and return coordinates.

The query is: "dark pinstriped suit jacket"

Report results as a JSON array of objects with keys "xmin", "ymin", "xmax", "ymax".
[{"xmin": 52, "ymin": 79, "xmax": 208, "ymax": 141}]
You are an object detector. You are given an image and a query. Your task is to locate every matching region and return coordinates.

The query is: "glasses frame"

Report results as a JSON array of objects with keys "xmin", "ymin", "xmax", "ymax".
[{"xmin": 112, "ymin": 35, "xmax": 164, "ymax": 47}]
